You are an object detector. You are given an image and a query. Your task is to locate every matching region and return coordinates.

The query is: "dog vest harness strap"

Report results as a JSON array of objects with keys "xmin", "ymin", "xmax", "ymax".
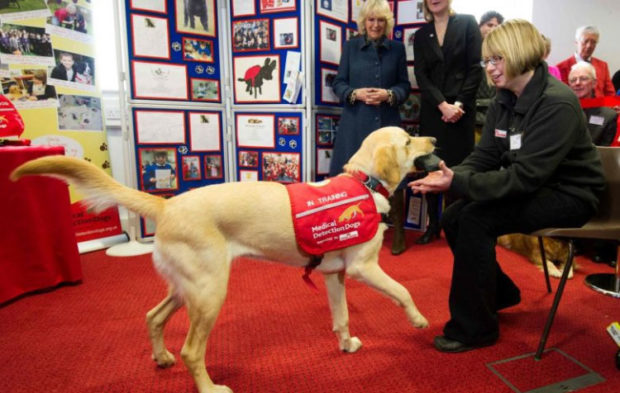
[{"xmin": 348, "ymin": 171, "xmax": 390, "ymax": 199}]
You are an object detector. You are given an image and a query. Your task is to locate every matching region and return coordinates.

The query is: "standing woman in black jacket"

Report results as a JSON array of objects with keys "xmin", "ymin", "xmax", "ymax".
[{"xmin": 413, "ymin": 0, "xmax": 482, "ymax": 244}]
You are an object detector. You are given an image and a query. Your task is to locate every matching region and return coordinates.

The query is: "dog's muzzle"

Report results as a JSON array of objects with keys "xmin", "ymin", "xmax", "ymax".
[{"xmin": 414, "ymin": 153, "xmax": 442, "ymax": 172}]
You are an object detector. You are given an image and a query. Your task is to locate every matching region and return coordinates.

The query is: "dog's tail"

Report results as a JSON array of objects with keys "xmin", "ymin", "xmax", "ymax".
[{"xmin": 10, "ymin": 155, "xmax": 164, "ymax": 220}]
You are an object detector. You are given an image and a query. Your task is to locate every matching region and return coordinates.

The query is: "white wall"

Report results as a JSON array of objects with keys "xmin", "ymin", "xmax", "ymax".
[{"xmin": 532, "ymin": 0, "xmax": 620, "ymax": 76}]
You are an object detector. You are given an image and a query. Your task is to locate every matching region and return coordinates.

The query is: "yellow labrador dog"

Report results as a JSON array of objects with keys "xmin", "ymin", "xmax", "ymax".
[{"xmin": 11, "ymin": 126, "xmax": 434, "ymax": 393}]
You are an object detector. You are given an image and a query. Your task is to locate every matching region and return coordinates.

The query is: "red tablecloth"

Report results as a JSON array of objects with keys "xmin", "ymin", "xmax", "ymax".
[{"xmin": 0, "ymin": 145, "xmax": 82, "ymax": 304}]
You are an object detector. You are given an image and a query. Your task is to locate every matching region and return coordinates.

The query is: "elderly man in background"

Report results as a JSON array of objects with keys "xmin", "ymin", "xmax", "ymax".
[
  {"xmin": 557, "ymin": 26, "xmax": 615, "ymax": 97},
  {"xmin": 568, "ymin": 61, "xmax": 617, "ymax": 146}
]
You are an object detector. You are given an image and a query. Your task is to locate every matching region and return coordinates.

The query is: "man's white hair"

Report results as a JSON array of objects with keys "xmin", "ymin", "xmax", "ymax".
[
  {"xmin": 575, "ymin": 25, "xmax": 599, "ymax": 41},
  {"xmin": 570, "ymin": 61, "xmax": 597, "ymax": 80}
]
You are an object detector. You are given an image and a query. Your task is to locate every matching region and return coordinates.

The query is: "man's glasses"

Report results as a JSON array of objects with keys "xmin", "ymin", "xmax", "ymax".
[{"xmin": 481, "ymin": 56, "xmax": 503, "ymax": 67}]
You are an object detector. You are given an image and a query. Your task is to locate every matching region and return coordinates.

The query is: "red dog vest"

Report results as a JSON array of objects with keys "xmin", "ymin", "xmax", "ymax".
[{"xmin": 286, "ymin": 176, "xmax": 381, "ymax": 255}]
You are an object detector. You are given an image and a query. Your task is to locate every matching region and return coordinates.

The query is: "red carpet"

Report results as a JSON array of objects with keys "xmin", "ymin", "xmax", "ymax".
[{"xmin": 0, "ymin": 230, "xmax": 618, "ymax": 393}]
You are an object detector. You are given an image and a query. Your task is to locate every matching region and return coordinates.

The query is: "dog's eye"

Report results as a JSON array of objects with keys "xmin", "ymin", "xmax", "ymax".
[{"xmin": 405, "ymin": 139, "xmax": 411, "ymax": 146}]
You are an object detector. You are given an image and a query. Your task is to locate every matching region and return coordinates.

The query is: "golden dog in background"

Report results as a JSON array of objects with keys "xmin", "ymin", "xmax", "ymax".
[
  {"xmin": 11, "ymin": 127, "xmax": 435, "ymax": 393},
  {"xmin": 497, "ymin": 234, "xmax": 572, "ymax": 278}
]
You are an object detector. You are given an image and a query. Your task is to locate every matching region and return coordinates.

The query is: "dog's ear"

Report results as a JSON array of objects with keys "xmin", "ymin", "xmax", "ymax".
[{"xmin": 372, "ymin": 144, "xmax": 400, "ymax": 187}]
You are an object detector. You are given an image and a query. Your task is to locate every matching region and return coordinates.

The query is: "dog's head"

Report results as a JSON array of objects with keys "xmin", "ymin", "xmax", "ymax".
[{"xmin": 343, "ymin": 126, "xmax": 435, "ymax": 193}]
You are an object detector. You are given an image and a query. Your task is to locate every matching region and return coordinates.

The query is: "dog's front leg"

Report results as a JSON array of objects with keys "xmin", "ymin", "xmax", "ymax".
[
  {"xmin": 348, "ymin": 263, "xmax": 429, "ymax": 328},
  {"xmin": 324, "ymin": 271, "xmax": 362, "ymax": 353}
]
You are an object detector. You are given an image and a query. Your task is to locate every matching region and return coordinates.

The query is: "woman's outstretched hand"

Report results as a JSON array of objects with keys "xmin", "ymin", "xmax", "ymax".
[{"xmin": 408, "ymin": 161, "xmax": 453, "ymax": 194}]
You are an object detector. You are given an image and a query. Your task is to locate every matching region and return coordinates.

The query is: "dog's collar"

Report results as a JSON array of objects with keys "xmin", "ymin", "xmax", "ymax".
[{"xmin": 347, "ymin": 171, "xmax": 390, "ymax": 199}]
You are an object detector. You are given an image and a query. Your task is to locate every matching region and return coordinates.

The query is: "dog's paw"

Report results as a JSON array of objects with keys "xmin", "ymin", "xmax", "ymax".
[
  {"xmin": 411, "ymin": 314, "xmax": 429, "ymax": 329},
  {"xmin": 152, "ymin": 350, "xmax": 176, "ymax": 368},
  {"xmin": 341, "ymin": 337, "xmax": 362, "ymax": 353},
  {"xmin": 210, "ymin": 384, "xmax": 233, "ymax": 393}
]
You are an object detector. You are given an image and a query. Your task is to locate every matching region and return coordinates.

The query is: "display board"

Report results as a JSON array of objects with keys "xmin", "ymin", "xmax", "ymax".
[
  {"xmin": 230, "ymin": 0, "xmax": 303, "ymax": 105},
  {"xmin": 233, "ymin": 110, "xmax": 303, "ymax": 182},
  {"xmin": 130, "ymin": 106, "xmax": 225, "ymax": 236},
  {"xmin": 0, "ymin": 0, "xmax": 122, "ymax": 245},
  {"xmin": 125, "ymin": 0, "xmax": 222, "ymax": 102}
]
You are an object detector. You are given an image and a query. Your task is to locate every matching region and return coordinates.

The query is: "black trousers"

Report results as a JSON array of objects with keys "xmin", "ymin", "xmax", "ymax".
[{"xmin": 439, "ymin": 187, "xmax": 594, "ymax": 345}]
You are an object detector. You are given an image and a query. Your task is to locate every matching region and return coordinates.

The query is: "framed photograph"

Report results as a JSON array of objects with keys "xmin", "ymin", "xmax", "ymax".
[
  {"xmin": 0, "ymin": 0, "xmax": 50, "ymax": 22},
  {"xmin": 239, "ymin": 170, "xmax": 258, "ymax": 182},
  {"xmin": 320, "ymin": 68, "xmax": 339, "ymax": 104},
  {"xmin": 278, "ymin": 116, "xmax": 300, "ymax": 135},
  {"xmin": 183, "ymin": 37, "xmax": 214, "ymax": 62},
  {"xmin": 262, "ymin": 152, "xmax": 300, "ymax": 183},
  {"xmin": 175, "ymin": 0, "xmax": 216, "ymax": 37},
  {"xmin": 316, "ymin": 148, "xmax": 332, "ymax": 175},
  {"xmin": 351, "ymin": 0, "xmax": 365, "ymax": 23},
  {"xmin": 138, "ymin": 147, "xmax": 178, "ymax": 191},
  {"xmin": 238, "ymin": 150, "xmax": 259, "ymax": 167},
  {"xmin": 397, "ymin": 0, "xmax": 425, "ymax": 24},
  {"xmin": 134, "ymin": 110, "xmax": 186, "ymax": 144},
  {"xmin": 57, "ymin": 94, "xmax": 103, "ymax": 131},
  {"xmin": 45, "ymin": 2, "xmax": 93, "ymax": 41},
  {"xmin": 232, "ymin": 0, "xmax": 256, "ymax": 17},
  {"xmin": 273, "ymin": 17, "xmax": 298, "ymax": 49},
  {"xmin": 233, "ymin": 55, "xmax": 280, "ymax": 103},
  {"xmin": 316, "ymin": 0, "xmax": 348, "ymax": 23},
  {"xmin": 316, "ymin": 114, "xmax": 339, "ymax": 145},
  {"xmin": 131, "ymin": 14, "xmax": 170, "ymax": 59},
  {"xmin": 346, "ymin": 27, "xmax": 359, "ymax": 41},
  {"xmin": 403, "ymin": 27, "xmax": 419, "ymax": 62},
  {"xmin": 48, "ymin": 50, "xmax": 95, "ymax": 91},
  {"xmin": 131, "ymin": 60, "xmax": 188, "ymax": 100},
  {"xmin": 400, "ymin": 93, "xmax": 421, "ymax": 122},
  {"xmin": 407, "ymin": 64, "xmax": 418, "ymax": 89},
  {"xmin": 0, "ymin": 68, "xmax": 58, "ymax": 109},
  {"xmin": 232, "ymin": 19, "xmax": 270, "ymax": 52},
  {"xmin": 204, "ymin": 155, "xmax": 223, "ymax": 179},
  {"xmin": 319, "ymin": 20, "xmax": 342, "ymax": 65},
  {"xmin": 182, "ymin": 155, "xmax": 202, "ymax": 181},
  {"xmin": 235, "ymin": 113, "xmax": 275, "ymax": 148},
  {"xmin": 259, "ymin": 0, "xmax": 296, "ymax": 14},
  {"xmin": 189, "ymin": 111, "xmax": 221, "ymax": 151},
  {"xmin": 191, "ymin": 78, "xmax": 219, "ymax": 101},
  {"xmin": 131, "ymin": 0, "xmax": 167, "ymax": 13}
]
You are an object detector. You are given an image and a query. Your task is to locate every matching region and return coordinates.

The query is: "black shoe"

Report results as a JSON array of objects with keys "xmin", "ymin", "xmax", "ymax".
[
  {"xmin": 415, "ymin": 227, "xmax": 440, "ymax": 245},
  {"xmin": 433, "ymin": 335, "xmax": 495, "ymax": 353}
]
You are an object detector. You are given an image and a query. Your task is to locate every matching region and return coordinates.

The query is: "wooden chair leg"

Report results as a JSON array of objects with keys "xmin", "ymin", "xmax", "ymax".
[
  {"xmin": 538, "ymin": 236, "xmax": 552, "ymax": 293},
  {"xmin": 535, "ymin": 240, "xmax": 575, "ymax": 360}
]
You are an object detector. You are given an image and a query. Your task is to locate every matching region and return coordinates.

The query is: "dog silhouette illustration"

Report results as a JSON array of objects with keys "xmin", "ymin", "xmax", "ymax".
[
  {"xmin": 338, "ymin": 203, "xmax": 365, "ymax": 223},
  {"xmin": 238, "ymin": 58, "xmax": 277, "ymax": 99},
  {"xmin": 183, "ymin": 0, "xmax": 208, "ymax": 31}
]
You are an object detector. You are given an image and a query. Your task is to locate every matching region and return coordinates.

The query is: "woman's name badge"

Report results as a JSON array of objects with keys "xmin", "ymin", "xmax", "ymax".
[
  {"xmin": 589, "ymin": 115, "xmax": 604, "ymax": 126},
  {"xmin": 510, "ymin": 133, "xmax": 522, "ymax": 150},
  {"xmin": 495, "ymin": 129, "xmax": 507, "ymax": 138}
]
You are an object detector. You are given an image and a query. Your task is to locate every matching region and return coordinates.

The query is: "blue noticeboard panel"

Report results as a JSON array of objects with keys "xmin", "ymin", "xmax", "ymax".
[{"xmin": 125, "ymin": 0, "xmax": 222, "ymax": 102}]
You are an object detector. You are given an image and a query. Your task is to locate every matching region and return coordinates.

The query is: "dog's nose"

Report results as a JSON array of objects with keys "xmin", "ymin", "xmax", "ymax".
[{"xmin": 429, "ymin": 137, "xmax": 437, "ymax": 146}]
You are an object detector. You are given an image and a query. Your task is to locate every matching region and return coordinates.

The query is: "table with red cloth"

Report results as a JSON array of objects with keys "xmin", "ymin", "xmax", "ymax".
[{"xmin": 0, "ymin": 145, "xmax": 82, "ymax": 304}]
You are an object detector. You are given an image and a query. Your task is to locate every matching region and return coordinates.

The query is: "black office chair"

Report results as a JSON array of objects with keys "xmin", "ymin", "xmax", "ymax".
[{"xmin": 531, "ymin": 146, "xmax": 620, "ymax": 360}]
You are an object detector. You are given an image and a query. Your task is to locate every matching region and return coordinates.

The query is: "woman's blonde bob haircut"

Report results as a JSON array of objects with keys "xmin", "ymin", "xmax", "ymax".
[
  {"xmin": 482, "ymin": 19, "xmax": 545, "ymax": 81},
  {"xmin": 357, "ymin": 0, "xmax": 395, "ymax": 36},
  {"xmin": 422, "ymin": 0, "xmax": 455, "ymax": 22}
]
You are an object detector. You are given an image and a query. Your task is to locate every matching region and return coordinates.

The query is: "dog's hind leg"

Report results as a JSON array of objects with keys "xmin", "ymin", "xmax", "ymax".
[
  {"xmin": 347, "ymin": 263, "xmax": 429, "ymax": 328},
  {"xmin": 146, "ymin": 288, "xmax": 183, "ymax": 368},
  {"xmin": 324, "ymin": 271, "xmax": 362, "ymax": 353},
  {"xmin": 180, "ymin": 268, "xmax": 232, "ymax": 393}
]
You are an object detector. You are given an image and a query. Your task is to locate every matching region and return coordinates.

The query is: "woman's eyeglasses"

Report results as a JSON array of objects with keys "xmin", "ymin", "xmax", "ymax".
[{"xmin": 481, "ymin": 56, "xmax": 503, "ymax": 67}]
